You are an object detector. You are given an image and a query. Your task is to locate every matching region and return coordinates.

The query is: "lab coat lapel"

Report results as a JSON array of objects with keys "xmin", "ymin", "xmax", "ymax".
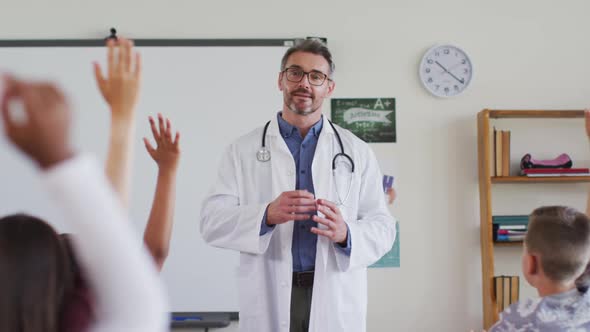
[
  {"xmin": 267, "ymin": 118, "xmax": 296, "ymax": 259},
  {"xmin": 311, "ymin": 115, "xmax": 335, "ymax": 272}
]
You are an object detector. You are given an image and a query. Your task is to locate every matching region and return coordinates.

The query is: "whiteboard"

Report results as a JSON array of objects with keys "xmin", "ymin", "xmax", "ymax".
[{"xmin": 0, "ymin": 40, "xmax": 295, "ymax": 312}]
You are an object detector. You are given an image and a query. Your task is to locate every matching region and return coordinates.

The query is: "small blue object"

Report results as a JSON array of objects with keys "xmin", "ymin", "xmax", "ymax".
[
  {"xmin": 173, "ymin": 316, "xmax": 202, "ymax": 321},
  {"xmin": 382, "ymin": 175, "xmax": 394, "ymax": 193}
]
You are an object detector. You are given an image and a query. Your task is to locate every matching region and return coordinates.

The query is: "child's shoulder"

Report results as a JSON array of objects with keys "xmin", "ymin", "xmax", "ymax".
[
  {"xmin": 490, "ymin": 290, "xmax": 590, "ymax": 332},
  {"xmin": 488, "ymin": 298, "xmax": 541, "ymax": 331}
]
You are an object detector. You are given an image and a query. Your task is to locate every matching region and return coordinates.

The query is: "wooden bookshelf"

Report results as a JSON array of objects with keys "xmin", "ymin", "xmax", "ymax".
[{"xmin": 477, "ymin": 109, "xmax": 586, "ymax": 329}]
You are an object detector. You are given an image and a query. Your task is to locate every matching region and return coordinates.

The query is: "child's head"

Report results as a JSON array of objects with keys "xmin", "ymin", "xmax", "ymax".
[
  {"xmin": 0, "ymin": 214, "xmax": 73, "ymax": 332},
  {"xmin": 523, "ymin": 206, "xmax": 590, "ymax": 292}
]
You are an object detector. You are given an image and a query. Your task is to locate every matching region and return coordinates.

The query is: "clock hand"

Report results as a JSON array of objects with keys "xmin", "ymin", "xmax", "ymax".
[
  {"xmin": 447, "ymin": 71, "xmax": 465, "ymax": 84},
  {"xmin": 435, "ymin": 61, "xmax": 464, "ymax": 84},
  {"xmin": 435, "ymin": 61, "xmax": 449, "ymax": 72}
]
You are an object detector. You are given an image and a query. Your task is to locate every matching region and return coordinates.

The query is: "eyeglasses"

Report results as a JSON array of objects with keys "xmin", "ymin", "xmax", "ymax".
[{"xmin": 282, "ymin": 67, "xmax": 331, "ymax": 86}]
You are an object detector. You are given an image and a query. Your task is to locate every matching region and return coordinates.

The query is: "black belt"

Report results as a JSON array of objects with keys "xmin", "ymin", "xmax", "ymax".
[{"xmin": 292, "ymin": 271, "xmax": 314, "ymax": 288}]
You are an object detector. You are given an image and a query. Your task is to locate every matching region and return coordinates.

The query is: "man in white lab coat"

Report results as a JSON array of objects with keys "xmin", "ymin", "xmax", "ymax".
[{"xmin": 200, "ymin": 40, "xmax": 396, "ymax": 332}]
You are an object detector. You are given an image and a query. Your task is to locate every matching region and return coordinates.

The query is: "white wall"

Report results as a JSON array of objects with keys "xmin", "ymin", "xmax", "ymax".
[{"xmin": 1, "ymin": 0, "xmax": 590, "ymax": 331}]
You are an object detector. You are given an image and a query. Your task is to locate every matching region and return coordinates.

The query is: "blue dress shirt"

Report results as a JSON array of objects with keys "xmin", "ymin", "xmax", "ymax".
[{"xmin": 260, "ymin": 112, "xmax": 351, "ymax": 272}]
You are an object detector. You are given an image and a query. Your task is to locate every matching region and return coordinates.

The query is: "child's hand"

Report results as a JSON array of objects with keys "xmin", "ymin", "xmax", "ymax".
[
  {"xmin": 93, "ymin": 37, "xmax": 141, "ymax": 120},
  {"xmin": 143, "ymin": 114, "xmax": 180, "ymax": 172},
  {"xmin": 387, "ymin": 187, "xmax": 397, "ymax": 205},
  {"xmin": 1, "ymin": 76, "xmax": 74, "ymax": 169}
]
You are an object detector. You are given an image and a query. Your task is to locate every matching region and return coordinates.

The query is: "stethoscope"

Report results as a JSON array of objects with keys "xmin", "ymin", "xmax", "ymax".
[{"xmin": 257, "ymin": 119, "xmax": 355, "ymax": 206}]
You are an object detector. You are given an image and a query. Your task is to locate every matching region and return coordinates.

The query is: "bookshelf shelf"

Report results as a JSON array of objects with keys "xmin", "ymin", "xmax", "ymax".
[
  {"xmin": 489, "ymin": 110, "xmax": 584, "ymax": 119},
  {"xmin": 491, "ymin": 176, "xmax": 590, "ymax": 183},
  {"xmin": 477, "ymin": 109, "xmax": 586, "ymax": 329}
]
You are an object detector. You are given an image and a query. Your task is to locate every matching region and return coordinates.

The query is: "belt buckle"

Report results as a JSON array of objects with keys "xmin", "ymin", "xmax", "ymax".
[{"xmin": 294, "ymin": 271, "xmax": 314, "ymax": 288}]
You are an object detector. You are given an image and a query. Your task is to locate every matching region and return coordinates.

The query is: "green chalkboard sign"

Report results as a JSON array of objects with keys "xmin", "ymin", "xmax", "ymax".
[{"xmin": 331, "ymin": 98, "xmax": 396, "ymax": 143}]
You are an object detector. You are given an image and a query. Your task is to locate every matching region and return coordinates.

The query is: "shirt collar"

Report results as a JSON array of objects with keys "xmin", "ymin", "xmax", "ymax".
[{"xmin": 277, "ymin": 112, "xmax": 323, "ymax": 138}]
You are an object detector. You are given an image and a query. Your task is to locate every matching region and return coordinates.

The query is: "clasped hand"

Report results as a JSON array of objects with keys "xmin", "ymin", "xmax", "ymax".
[{"xmin": 266, "ymin": 190, "xmax": 348, "ymax": 244}]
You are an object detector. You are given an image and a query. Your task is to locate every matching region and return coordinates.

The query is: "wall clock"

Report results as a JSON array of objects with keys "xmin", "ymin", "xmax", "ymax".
[{"xmin": 419, "ymin": 44, "xmax": 473, "ymax": 97}]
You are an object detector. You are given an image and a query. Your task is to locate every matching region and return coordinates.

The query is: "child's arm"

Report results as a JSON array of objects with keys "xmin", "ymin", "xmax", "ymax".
[
  {"xmin": 94, "ymin": 38, "xmax": 141, "ymax": 208},
  {"xmin": 143, "ymin": 114, "xmax": 180, "ymax": 270}
]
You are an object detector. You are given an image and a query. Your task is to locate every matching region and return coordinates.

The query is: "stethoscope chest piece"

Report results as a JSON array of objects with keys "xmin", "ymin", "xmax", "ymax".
[
  {"xmin": 257, "ymin": 120, "xmax": 273, "ymax": 162},
  {"xmin": 257, "ymin": 148, "xmax": 271, "ymax": 162}
]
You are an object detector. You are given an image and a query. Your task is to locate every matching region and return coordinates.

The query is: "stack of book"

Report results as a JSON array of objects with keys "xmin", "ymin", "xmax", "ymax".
[
  {"xmin": 493, "ymin": 215, "xmax": 528, "ymax": 243},
  {"xmin": 494, "ymin": 275, "xmax": 519, "ymax": 312},
  {"xmin": 494, "ymin": 128, "xmax": 511, "ymax": 177},
  {"xmin": 521, "ymin": 168, "xmax": 590, "ymax": 177}
]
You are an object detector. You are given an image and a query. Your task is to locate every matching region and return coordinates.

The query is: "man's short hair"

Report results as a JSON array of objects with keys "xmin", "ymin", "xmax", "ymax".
[
  {"xmin": 280, "ymin": 39, "xmax": 335, "ymax": 76},
  {"xmin": 526, "ymin": 206, "xmax": 590, "ymax": 283}
]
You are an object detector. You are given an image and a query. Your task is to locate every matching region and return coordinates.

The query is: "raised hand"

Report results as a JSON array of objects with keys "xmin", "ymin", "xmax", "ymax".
[
  {"xmin": 100, "ymin": 38, "xmax": 142, "ymax": 206},
  {"xmin": 266, "ymin": 190, "xmax": 317, "ymax": 225},
  {"xmin": 311, "ymin": 199, "xmax": 349, "ymax": 244},
  {"xmin": 142, "ymin": 113, "xmax": 181, "ymax": 270},
  {"xmin": 93, "ymin": 37, "xmax": 141, "ymax": 119},
  {"xmin": 143, "ymin": 113, "xmax": 180, "ymax": 172},
  {"xmin": 1, "ymin": 76, "xmax": 74, "ymax": 169}
]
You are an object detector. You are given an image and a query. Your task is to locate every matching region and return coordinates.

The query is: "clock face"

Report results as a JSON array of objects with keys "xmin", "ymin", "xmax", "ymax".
[{"xmin": 419, "ymin": 44, "xmax": 473, "ymax": 97}]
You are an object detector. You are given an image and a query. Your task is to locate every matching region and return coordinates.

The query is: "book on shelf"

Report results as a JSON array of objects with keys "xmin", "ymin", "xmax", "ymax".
[
  {"xmin": 493, "ymin": 215, "xmax": 529, "ymax": 220},
  {"xmin": 494, "ymin": 277, "xmax": 503, "ymax": 314},
  {"xmin": 496, "ymin": 225, "xmax": 527, "ymax": 231},
  {"xmin": 497, "ymin": 229, "xmax": 527, "ymax": 235},
  {"xmin": 510, "ymin": 276, "xmax": 519, "ymax": 303},
  {"xmin": 494, "ymin": 276, "xmax": 520, "ymax": 312},
  {"xmin": 493, "ymin": 220, "xmax": 529, "ymax": 225},
  {"xmin": 495, "ymin": 128, "xmax": 502, "ymax": 176},
  {"xmin": 503, "ymin": 277, "xmax": 511, "ymax": 311},
  {"xmin": 496, "ymin": 234, "xmax": 525, "ymax": 242},
  {"xmin": 493, "ymin": 129, "xmax": 511, "ymax": 177},
  {"xmin": 492, "ymin": 215, "xmax": 529, "ymax": 225},
  {"xmin": 493, "ymin": 221, "xmax": 527, "ymax": 242},
  {"xmin": 525, "ymin": 173, "xmax": 590, "ymax": 177},
  {"xmin": 521, "ymin": 167, "xmax": 590, "ymax": 177},
  {"xmin": 502, "ymin": 131, "xmax": 510, "ymax": 176},
  {"xmin": 522, "ymin": 168, "xmax": 589, "ymax": 174},
  {"xmin": 493, "ymin": 214, "xmax": 528, "ymax": 219}
]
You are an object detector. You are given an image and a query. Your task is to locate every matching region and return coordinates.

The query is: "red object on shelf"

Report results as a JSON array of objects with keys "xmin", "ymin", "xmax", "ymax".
[{"xmin": 522, "ymin": 168, "xmax": 589, "ymax": 174}]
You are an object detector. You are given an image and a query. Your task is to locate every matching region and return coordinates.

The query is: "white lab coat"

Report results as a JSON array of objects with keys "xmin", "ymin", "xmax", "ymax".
[{"xmin": 200, "ymin": 115, "xmax": 396, "ymax": 332}]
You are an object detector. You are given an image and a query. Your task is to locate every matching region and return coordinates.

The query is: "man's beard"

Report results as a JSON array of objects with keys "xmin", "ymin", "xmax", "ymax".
[
  {"xmin": 287, "ymin": 103, "xmax": 317, "ymax": 116},
  {"xmin": 286, "ymin": 89, "xmax": 317, "ymax": 116}
]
